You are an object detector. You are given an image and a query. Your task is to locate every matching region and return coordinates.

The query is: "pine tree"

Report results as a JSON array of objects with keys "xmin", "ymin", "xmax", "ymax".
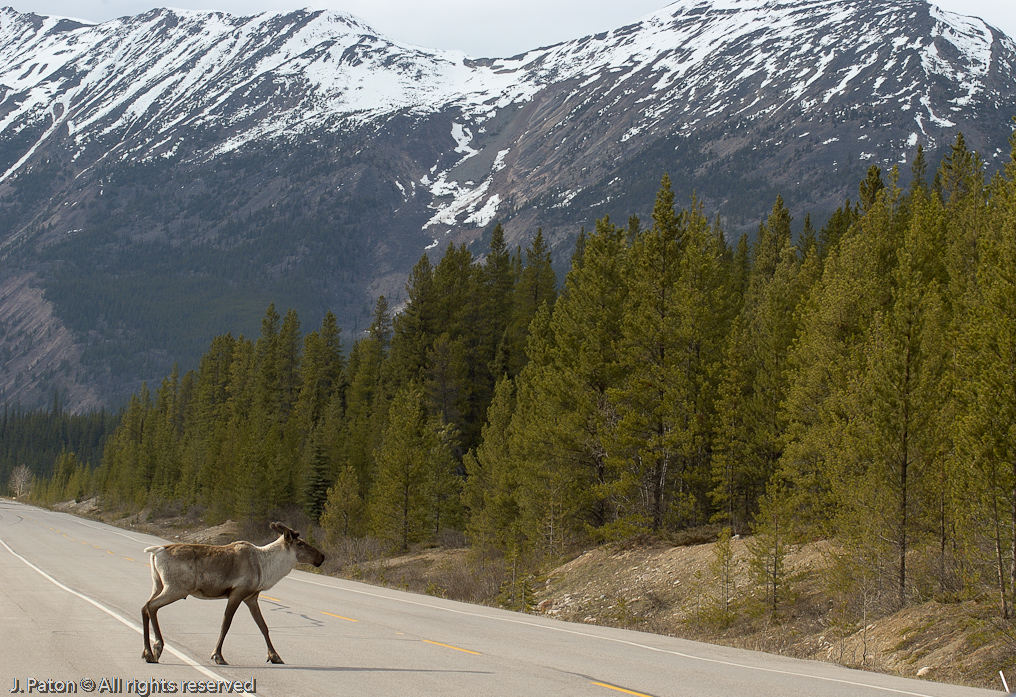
[
  {"xmin": 293, "ymin": 312, "xmax": 344, "ymax": 433},
  {"xmin": 608, "ymin": 175, "xmax": 685, "ymax": 531},
  {"xmin": 463, "ymin": 377, "xmax": 521, "ymax": 554},
  {"xmin": 859, "ymin": 165, "xmax": 885, "ymax": 214},
  {"xmin": 302, "ymin": 432, "xmax": 331, "ymax": 523},
  {"xmin": 833, "ymin": 228, "xmax": 946, "ymax": 609},
  {"xmin": 343, "ymin": 297, "xmax": 393, "ymax": 499},
  {"xmin": 910, "ymin": 144, "xmax": 928, "ymax": 194},
  {"xmin": 497, "ymin": 229, "xmax": 556, "ymax": 378},
  {"xmin": 818, "ymin": 200, "xmax": 857, "ymax": 259},
  {"xmin": 778, "ymin": 171, "xmax": 909, "ymax": 536},
  {"xmin": 368, "ymin": 383, "xmax": 437, "ymax": 551},
  {"xmin": 709, "ymin": 526, "xmax": 736, "ymax": 622},
  {"xmin": 365, "ymin": 379, "xmax": 462, "ymax": 550},
  {"xmin": 482, "ymin": 223, "xmax": 517, "ymax": 373},
  {"xmin": 951, "ymin": 137, "xmax": 1016, "ymax": 616},
  {"xmin": 531, "ymin": 215, "xmax": 629, "ymax": 538},
  {"xmin": 799, "ymin": 213, "xmax": 817, "ymax": 259},
  {"xmin": 320, "ymin": 464, "xmax": 364, "ymax": 541},
  {"xmin": 747, "ymin": 483, "xmax": 795, "ymax": 615},
  {"xmin": 712, "ymin": 196, "xmax": 808, "ymax": 531},
  {"xmin": 389, "ymin": 255, "xmax": 439, "ymax": 386}
]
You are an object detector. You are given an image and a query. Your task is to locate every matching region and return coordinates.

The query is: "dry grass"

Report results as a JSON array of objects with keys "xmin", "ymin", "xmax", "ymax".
[{"xmin": 529, "ymin": 536, "xmax": 1013, "ymax": 690}]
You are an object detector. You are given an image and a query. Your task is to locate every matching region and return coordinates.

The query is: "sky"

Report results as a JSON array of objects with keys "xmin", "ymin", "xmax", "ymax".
[{"xmin": 11, "ymin": 0, "xmax": 1016, "ymax": 58}]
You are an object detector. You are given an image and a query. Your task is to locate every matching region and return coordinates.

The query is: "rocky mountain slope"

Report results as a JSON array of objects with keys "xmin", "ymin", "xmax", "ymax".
[{"xmin": 1, "ymin": 0, "xmax": 1014, "ymax": 409}]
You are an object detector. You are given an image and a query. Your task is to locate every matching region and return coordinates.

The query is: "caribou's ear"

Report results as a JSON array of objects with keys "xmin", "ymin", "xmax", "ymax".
[
  {"xmin": 292, "ymin": 529, "xmax": 301, "ymax": 539},
  {"xmin": 270, "ymin": 522, "xmax": 285, "ymax": 535}
]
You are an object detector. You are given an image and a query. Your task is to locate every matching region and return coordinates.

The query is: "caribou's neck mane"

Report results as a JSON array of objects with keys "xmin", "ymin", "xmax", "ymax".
[{"xmin": 251, "ymin": 536, "xmax": 297, "ymax": 591}]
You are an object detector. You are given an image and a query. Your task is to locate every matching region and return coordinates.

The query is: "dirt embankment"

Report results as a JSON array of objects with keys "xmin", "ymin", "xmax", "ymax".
[{"xmin": 531, "ymin": 538, "xmax": 1014, "ymax": 691}]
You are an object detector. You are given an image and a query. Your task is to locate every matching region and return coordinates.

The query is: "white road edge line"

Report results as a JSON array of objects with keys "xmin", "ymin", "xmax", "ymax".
[
  {"xmin": 4, "ymin": 499, "xmax": 150, "ymax": 544},
  {"xmin": 71, "ymin": 518, "xmax": 149, "ymax": 544},
  {"xmin": 289, "ymin": 576, "xmax": 943, "ymax": 697},
  {"xmin": 0, "ymin": 537, "xmax": 226, "ymax": 683}
]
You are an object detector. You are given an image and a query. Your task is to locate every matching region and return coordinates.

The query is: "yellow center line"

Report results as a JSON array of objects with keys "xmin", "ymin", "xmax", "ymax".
[
  {"xmin": 93, "ymin": 545, "xmax": 102, "ymax": 549},
  {"xmin": 321, "ymin": 611, "xmax": 358, "ymax": 622},
  {"xmin": 422, "ymin": 640, "xmax": 481, "ymax": 655},
  {"xmin": 261, "ymin": 596, "xmax": 281, "ymax": 602},
  {"xmin": 123, "ymin": 556, "xmax": 135, "ymax": 562},
  {"xmin": 591, "ymin": 682, "xmax": 654, "ymax": 697},
  {"xmin": 107, "ymin": 550, "xmax": 115, "ymax": 555}
]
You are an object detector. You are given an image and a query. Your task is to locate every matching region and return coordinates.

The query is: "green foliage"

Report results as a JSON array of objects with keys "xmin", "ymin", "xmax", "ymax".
[
  {"xmin": 710, "ymin": 526, "xmax": 737, "ymax": 623},
  {"xmin": 302, "ymin": 434, "xmax": 331, "ymax": 523},
  {"xmin": 320, "ymin": 464, "xmax": 365, "ymax": 541},
  {"xmin": 21, "ymin": 138, "xmax": 1016, "ymax": 628},
  {"xmin": 1, "ymin": 404, "xmax": 117, "ymax": 499},
  {"xmin": 368, "ymin": 383, "xmax": 460, "ymax": 551},
  {"xmin": 747, "ymin": 483, "xmax": 796, "ymax": 616}
]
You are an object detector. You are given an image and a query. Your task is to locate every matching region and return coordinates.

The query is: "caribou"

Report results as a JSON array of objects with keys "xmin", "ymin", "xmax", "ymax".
[{"xmin": 141, "ymin": 521, "xmax": 324, "ymax": 665}]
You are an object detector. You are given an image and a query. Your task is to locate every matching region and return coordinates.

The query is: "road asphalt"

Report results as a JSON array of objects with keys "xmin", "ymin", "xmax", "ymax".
[{"xmin": 0, "ymin": 499, "xmax": 1003, "ymax": 697}]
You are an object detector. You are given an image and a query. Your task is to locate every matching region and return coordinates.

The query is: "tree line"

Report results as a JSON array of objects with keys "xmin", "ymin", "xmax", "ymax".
[
  {"xmin": 1, "ymin": 401, "xmax": 118, "ymax": 500},
  {"xmin": 21, "ymin": 131, "xmax": 1016, "ymax": 621}
]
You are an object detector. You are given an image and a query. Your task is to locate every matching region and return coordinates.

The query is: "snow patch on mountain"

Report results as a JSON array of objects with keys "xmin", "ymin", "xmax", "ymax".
[{"xmin": 0, "ymin": 0, "xmax": 1012, "ymax": 199}]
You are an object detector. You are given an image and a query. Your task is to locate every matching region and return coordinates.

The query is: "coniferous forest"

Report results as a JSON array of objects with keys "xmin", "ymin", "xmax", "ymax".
[{"xmin": 15, "ymin": 132, "xmax": 1016, "ymax": 622}]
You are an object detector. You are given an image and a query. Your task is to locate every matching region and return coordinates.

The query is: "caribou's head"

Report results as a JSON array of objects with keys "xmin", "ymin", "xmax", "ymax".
[{"xmin": 270, "ymin": 522, "xmax": 325, "ymax": 567}]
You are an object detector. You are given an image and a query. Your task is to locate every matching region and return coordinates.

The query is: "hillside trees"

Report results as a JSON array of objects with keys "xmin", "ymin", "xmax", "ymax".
[
  {"xmin": 711, "ymin": 195, "xmax": 817, "ymax": 531},
  {"xmin": 33, "ymin": 135, "xmax": 1016, "ymax": 624},
  {"xmin": 1, "ymin": 403, "xmax": 117, "ymax": 497},
  {"xmin": 75, "ymin": 222, "xmax": 565, "ymax": 552}
]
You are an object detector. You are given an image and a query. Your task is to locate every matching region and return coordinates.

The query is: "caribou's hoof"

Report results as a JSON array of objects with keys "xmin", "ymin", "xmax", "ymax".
[
  {"xmin": 267, "ymin": 653, "xmax": 284, "ymax": 664},
  {"xmin": 212, "ymin": 653, "xmax": 228, "ymax": 666},
  {"xmin": 142, "ymin": 649, "xmax": 159, "ymax": 664},
  {"xmin": 153, "ymin": 642, "xmax": 164, "ymax": 661}
]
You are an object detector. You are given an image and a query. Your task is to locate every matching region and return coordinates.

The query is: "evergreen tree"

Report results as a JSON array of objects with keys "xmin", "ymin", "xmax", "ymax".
[
  {"xmin": 343, "ymin": 297, "xmax": 393, "ymax": 498},
  {"xmin": 498, "ymin": 228, "xmax": 557, "ymax": 378},
  {"xmin": 818, "ymin": 200, "xmax": 857, "ymax": 259},
  {"xmin": 712, "ymin": 196, "xmax": 809, "ymax": 531},
  {"xmin": 747, "ymin": 482, "xmax": 795, "ymax": 615},
  {"xmin": 779, "ymin": 171, "xmax": 910, "ymax": 535},
  {"xmin": 523, "ymin": 216, "xmax": 629, "ymax": 539},
  {"xmin": 832, "ymin": 218, "xmax": 946, "ymax": 609},
  {"xmin": 320, "ymin": 464, "xmax": 364, "ymax": 540},
  {"xmin": 951, "ymin": 139, "xmax": 1016, "ymax": 616},
  {"xmin": 369, "ymin": 383, "xmax": 454, "ymax": 551},
  {"xmin": 799, "ymin": 213, "xmax": 817, "ymax": 259},
  {"xmin": 859, "ymin": 165, "xmax": 885, "ymax": 214},
  {"xmin": 389, "ymin": 255, "xmax": 439, "ymax": 386},
  {"xmin": 293, "ymin": 312, "xmax": 344, "ymax": 432},
  {"xmin": 463, "ymin": 377, "xmax": 522, "ymax": 554},
  {"xmin": 302, "ymin": 432, "xmax": 331, "ymax": 523},
  {"xmin": 608, "ymin": 175, "xmax": 686, "ymax": 531}
]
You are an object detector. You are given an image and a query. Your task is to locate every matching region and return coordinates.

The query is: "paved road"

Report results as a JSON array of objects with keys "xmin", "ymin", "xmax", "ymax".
[{"xmin": 0, "ymin": 499, "xmax": 1002, "ymax": 697}]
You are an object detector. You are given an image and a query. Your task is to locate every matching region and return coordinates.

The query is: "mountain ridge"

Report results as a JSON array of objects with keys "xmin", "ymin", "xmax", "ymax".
[{"xmin": 0, "ymin": 0, "xmax": 1014, "ymax": 410}]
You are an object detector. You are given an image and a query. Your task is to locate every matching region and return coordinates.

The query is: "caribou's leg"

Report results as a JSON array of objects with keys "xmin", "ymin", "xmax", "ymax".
[
  {"xmin": 143, "ymin": 587, "xmax": 187, "ymax": 663},
  {"xmin": 211, "ymin": 593, "xmax": 245, "ymax": 666},
  {"xmin": 244, "ymin": 593, "xmax": 284, "ymax": 664},
  {"xmin": 142, "ymin": 602, "xmax": 157, "ymax": 663},
  {"xmin": 142, "ymin": 568, "xmax": 167, "ymax": 663}
]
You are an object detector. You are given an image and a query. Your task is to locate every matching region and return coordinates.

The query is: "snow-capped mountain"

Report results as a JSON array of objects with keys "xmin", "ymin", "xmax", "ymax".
[{"xmin": 1, "ymin": 0, "xmax": 1014, "ymax": 409}]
